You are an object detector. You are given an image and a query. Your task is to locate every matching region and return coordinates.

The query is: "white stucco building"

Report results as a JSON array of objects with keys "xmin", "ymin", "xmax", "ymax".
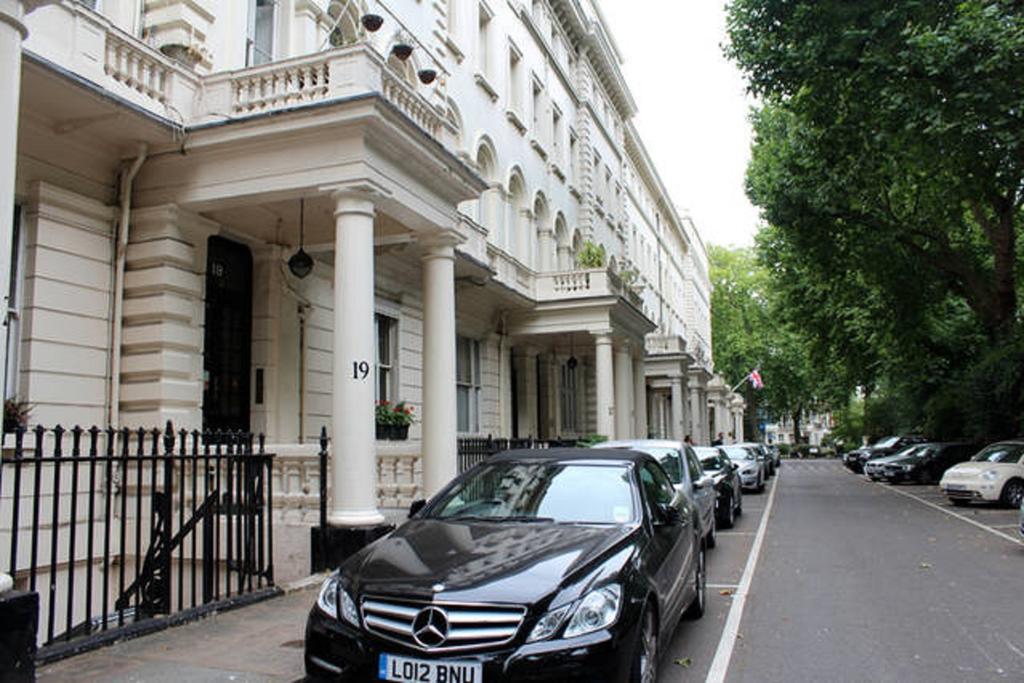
[{"xmin": 1, "ymin": 0, "xmax": 742, "ymax": 543}]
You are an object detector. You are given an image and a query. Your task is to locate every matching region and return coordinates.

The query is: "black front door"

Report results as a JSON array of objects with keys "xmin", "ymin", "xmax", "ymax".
[{"xmin": 203, "ymin": 236, "xmax": 253, "ymax": 433}]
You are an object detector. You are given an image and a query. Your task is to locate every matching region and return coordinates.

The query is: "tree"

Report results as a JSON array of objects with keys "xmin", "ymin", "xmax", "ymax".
[
  {"xmin": 728, "ymin": 0, "xmax": 1024, "ymax": 440},
  {"xmin": 709, "ymin": 245, "xmax": 822, "ymax": 441}
]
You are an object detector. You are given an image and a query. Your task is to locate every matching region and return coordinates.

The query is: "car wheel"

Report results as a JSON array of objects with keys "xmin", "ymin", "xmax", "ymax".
[
  {"xmin": 1000, "ymin": 479, "xmax": 1024, "ymax": 508},
  {"xmin": 735, "ymin": 489, "xmax": 743, "ymax": 516},
  {"xmin": 707, "ymin": 514, "xmax": 717, "ymax": 548},
  {"xmin": 720, "ymin": 494, "xmax": 735, "ymax": 529},
  {"xmin": 683, "ymin": 545, "xmax": 706, "ymax": 620},
  {"xmin": 757, "ymin": 474, "xmax": 765, "ymax": 493},
  {"xmin": 630, "ymin": 603, "xmax": 658, "ymax": 683}
]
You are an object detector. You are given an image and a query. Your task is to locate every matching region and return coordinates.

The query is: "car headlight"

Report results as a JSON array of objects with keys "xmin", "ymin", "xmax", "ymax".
[
  {"xmin": 526, "ymin": 604, "xmax": 571, "ymax": 642},
  {"xmin": 563, "ymin": 585, "xmax": 621, "ymax": 639},
  {"xmin": 981, "ymin": 470, "xmax": 999, "ymax": 481},
  {"xmin": 317, "ymin": 574, "xmax": 359, "ymax": 626},
  {"xmin": 902, "ymin": 464, "xmax": 914, "ymax": 472}
]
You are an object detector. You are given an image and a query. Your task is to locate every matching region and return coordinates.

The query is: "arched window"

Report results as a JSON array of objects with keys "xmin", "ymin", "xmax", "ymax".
[
  {"xmin": 532, "ymin": 193, "xmax": 550, "ymax": 270},
  {"xmin": 554, "ymin": 214, "xmax": 571, "ymax": 270},
  {"xmin": 327, "ymin": 0, "xmax": 363, "ymax": 47}
]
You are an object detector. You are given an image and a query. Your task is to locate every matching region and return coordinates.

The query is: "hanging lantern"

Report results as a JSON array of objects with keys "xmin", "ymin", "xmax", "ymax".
[{"xmin": 288, "ymin": 198, "xmax": 314, "ymax": 279}]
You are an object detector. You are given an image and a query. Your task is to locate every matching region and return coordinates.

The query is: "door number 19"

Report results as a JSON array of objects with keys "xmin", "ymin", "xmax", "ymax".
[{"xmin": 352, "ymin": 361, "xmax": 370, "ymax": 380}]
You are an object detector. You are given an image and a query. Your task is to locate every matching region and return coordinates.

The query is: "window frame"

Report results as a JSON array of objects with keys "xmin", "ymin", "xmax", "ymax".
[
  {"xmin": 374, "ymin": 312, "xmax": 399, "ymax": 403},
  {"xmin": 456, "ymin": 335, "xmax": 482, "ymax": 434}
]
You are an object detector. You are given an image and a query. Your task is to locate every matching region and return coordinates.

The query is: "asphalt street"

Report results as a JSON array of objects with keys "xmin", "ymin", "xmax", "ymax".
[{"xmin": 659, "ymin": 459, "xmax": 1024, "ymax": 683}]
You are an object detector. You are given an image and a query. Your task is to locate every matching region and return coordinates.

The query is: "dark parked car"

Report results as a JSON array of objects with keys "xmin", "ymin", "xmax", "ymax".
[
  {"xmin": 864, "ymin": 445, "xmax": 925, "ymax": 481},
  {"xmin": 594, "ymin": 439, "xmax": 718, "ymax": 549},
  {"xmin": 843, "ymin": 446, "xmax": 871, "ymax": 473},
  {"xmin": 694, "ymin": 446, "xmax": 743, "ymax": 529},
  {"xmin": 856, "ymin": 435, "xmax": 929, "ymax": 471},
  {"xmin": 305, "ymin": 448, "xmax": 707, "ymax": 683},
  {"xmin": 881, "ymin": 442, "xmax": 979, "ymax": 484}
]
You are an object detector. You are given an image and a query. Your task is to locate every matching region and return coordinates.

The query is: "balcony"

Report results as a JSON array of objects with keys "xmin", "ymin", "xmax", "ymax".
[
  {"xmin": 535, "ymin": 268, "xmax": 644, "ymax": 308},
  {"xmin": 25, "ymin": 4, "xmax": 446, "ymax": 142}
]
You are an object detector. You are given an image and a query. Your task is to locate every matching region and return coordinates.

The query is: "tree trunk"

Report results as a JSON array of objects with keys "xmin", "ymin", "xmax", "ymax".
[{"xmin": 792, "ymin": 408, "xmax": 803, "ymax": 444}]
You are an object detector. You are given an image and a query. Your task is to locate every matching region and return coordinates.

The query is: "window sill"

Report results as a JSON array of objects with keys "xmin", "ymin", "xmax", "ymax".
[
  {"xmin": 443, "ymin": 34, "xmax": 465, "ymax": 63},
  {"xmin": 569, "ymin": 184, "xmax": 582, "ymax": 201},
  {"xmin": 474, "ymin": 72, "xmax": 499, "ymax": 102},
  {"xmin": 530, "ymin": 138, "xmax": 548, "ymax": 161},
  {"xmin": 505, "ymin": 109, "xmax": 527, "ymax": 135},
  {"xmin": 550, "ymin": 162, "xmax": 566, "ymax": 182}
]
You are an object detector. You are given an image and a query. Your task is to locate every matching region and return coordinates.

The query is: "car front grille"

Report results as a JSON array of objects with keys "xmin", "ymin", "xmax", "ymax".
[{"xmin": 361, "ymin": 596, "xmax": 526, "ymax": 653}]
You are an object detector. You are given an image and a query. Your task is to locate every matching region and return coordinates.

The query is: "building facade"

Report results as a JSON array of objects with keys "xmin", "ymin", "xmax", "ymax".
[{"xmin": 2, "ymin": 0, "xmax": 743, "ymax": 542}]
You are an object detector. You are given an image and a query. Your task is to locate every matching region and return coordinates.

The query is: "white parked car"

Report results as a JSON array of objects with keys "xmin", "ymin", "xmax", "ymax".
[{"xmin": 940, "ymin": 441, "xmax": 1024, "ymax": 507}]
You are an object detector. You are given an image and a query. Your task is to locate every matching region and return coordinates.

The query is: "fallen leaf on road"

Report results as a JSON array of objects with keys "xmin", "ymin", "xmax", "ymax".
[
  {"xmin": 674, "ymin": 657, "xmax": 692, "ymax": 668},
  {"xmin": 919, "ymin": 562, "xmax": 932, "ymax": 569},
  {"xmin": 719, "ymin": 589, "xmax": 733, "ymax": 596}
]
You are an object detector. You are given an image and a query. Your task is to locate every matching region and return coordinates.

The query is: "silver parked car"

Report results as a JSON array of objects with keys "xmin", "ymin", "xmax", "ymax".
[
  {"xmin": 594, "ymin": 439, "xmax": 718, "ymax": 548},
  {"xmin": 722, "ymin": 445, "xmax": 766, "ymax": 493}
]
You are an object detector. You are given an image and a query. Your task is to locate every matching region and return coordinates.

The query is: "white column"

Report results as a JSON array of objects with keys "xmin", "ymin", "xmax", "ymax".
[
  {"xmin": 594, "ymin": 332, "xmax": 615, "ymax": 439},
  {"xmin": 688, "ymin": 385, "xmax": 701, "ymax": 443},
  {"xmin": 614, "ymin": 342, "xmax": 633, "ymax": 439},
  {"xmin": 670, "ymin": 375, "xmax": 685, "ymax": 440},
  {"xmin": 0, "ymin": 0, "xmax": 27, "ymax": 402},
  {"xmin": 633, "ymin": 355, "xmax": 647, "ymax": 438},
  {"xmin": 421, "ymin": 232, "xmax": 460, "ymax": 497},
  {"xmin": 538, "ymin": 228, "xmax": 554, "ymax": 272},
  {"xmin": 498, "ymin": 332, "xmax": 511, "ymax": 436},
  {"xmin": 328, "ymin": 192, "xmax": 384, "ymax": 527}
]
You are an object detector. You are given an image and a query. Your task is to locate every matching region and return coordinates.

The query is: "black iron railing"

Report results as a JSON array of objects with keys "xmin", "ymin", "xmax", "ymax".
[
  {"xmin": 456, "ymin": 436, "xmax": 579, "ymax": 473},
  {"xmin": 0, "ymin": 422, "xmax": 275, "ymax": 661}
]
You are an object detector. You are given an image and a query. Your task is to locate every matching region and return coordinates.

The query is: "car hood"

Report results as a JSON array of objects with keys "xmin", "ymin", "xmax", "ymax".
[
  {"xmin": 868, "ymin": 453, "xmax": 908, "ymax": 466},
  {"xmin": 886, "ymin": 453, "xmax": 925, "ymax": 466},
  {"xmin": 344, "ymin": 519, "xmax": 638, "ymax": 605},
  {"xmin": 944, "ymin": 463, "xmax": 1016, "ymax": 477}
]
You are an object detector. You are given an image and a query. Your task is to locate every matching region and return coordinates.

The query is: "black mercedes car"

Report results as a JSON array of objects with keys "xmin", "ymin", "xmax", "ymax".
[
  {"xmin": 694, "ymin": 446, "xmax": 743, "ymax": 529},
  {"xmin": 305, "ymin": 448, "xmax": 707, "ymax": 683}
]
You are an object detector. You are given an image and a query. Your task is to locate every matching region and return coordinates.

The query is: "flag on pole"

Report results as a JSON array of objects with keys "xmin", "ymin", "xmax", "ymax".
[{"xmin": 749, "ymin": 369, "xmax": 764, "ymax": 389}]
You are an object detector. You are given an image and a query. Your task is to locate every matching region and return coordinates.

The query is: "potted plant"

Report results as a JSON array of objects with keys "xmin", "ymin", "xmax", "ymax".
[
  {"xmin": 4, "ymin": 399, "xmax": 30, "ymax": 434},
  {"xmin": 575, "ymin": 240, "xmax": 606, "ymax": 269},
  {"xmin": 375, "ymin": 400, "xmax": 415, "ymax": 440}
]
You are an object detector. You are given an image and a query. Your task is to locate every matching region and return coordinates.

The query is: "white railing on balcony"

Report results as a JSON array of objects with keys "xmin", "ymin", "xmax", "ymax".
[
  {"xmin": 551, "ymin": 270, "xmax": 592, "ymax": 294},
  {"xmin": 380, "ymin": 68, "xmax": 444, "ymax": 138},
  {"xmin": 225, "ymin": 55, "xmax": 333, "ymax": 114},
  {"xmin": 104, "ymin": 32, "xmax": 171, "ymax": 105}
]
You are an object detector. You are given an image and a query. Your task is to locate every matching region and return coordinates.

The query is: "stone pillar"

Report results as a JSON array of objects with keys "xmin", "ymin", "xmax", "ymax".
[
  {"xmin": 0, "ymin": 0, "xmax": 26, "ymax": 399},
  {"xmin": 421, "ymin": 231, "xmax": 460, "ymax": 497},
  {"xmin": 633, "ymin": 355, "xmax": 647, "ymax": 438},
  {"xmin": 328, "ymin": 192, "xmax": 383, "ymax": 527},
  {"xmin": 670, "ymin": 375, "xmax": 685, "ymax": 440},
  {"xmin": 614, "ymin": 342, "xmax": 633, "ymax": 439},
  {"xmin": 594, "ymin": 332, "xmax": 615, "ymax": 439},
  {"xmin": 688, "ymin": 386, "xmax": 702, "ymax": 443},
  {"xmin": 557, "ymin": 244, "xmax": 572, "ymax": 270},
  {"xmin": 538, "ymin": 227, "xmax": 554, "ymax": 272}
]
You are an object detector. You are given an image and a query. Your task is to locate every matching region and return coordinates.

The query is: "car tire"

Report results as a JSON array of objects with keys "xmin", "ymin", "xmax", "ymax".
[
  {"xmin": 707, "ymin": 514, "xmax": 717, "ymax": 548},
  {"xmin": 630, "ymin": 603, "xmax": 658, "ymax": 683},
  {"xmin": 757, "ymin": 474, "xmax": 765, "ymax": 493},
  {"xmin": 999, "ymin": 479, "xmax": 1024, "ymax": 508},
  {"xmin": 950, "ymin": 498, "xmax": 970, "ymax": 507},
  {"xmin": 735, "ymin": 490, "xmax": 743, "ymax": 516},
  {"xmin": 719, "ymin": 494, "xmax": 735, "ymax": 529},
  {"xmin": 683, "ymin": 545, "xmax": 706, "ymax": 620}
]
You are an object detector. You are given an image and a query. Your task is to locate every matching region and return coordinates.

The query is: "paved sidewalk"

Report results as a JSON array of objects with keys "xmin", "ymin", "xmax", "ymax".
[{"xmin": 38, "ymin": 584, "xmax": 320, "ymax": 682}]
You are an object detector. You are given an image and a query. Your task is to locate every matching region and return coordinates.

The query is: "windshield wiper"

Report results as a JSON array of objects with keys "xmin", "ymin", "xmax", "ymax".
[{"xmin": 495, "ymin": 515, "xmax": 555, "ymax": 522}]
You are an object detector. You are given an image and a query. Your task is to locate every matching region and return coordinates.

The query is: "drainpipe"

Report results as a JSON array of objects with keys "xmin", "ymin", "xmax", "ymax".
[{"xmin": 107, "ymin": 144, "xmax": 148, "ymax": 428}]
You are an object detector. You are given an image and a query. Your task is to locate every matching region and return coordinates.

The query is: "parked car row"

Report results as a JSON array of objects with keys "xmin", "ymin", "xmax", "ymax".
[
  {"xmin": 844, "ymin": 436, "xmax": 1024, "ymax": 511},
  {"xmin": 305, "ymin": 439, "xmax": 777, "ymax": 682}
]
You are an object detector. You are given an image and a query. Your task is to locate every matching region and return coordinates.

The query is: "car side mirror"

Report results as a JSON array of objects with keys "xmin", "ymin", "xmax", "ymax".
[
  {"xmin": 694, "ymin": 475, "xmax": 714, "ymax": 490},
  {"xmin": 408, "ymin": 498, "xmax": 427, "ymax": 519}
]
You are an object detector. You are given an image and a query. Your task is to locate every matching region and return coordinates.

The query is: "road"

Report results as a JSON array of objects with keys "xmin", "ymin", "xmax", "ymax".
[{"xmin": 659, "ymin": 459, "xmax": 1024, "ymax": 682}]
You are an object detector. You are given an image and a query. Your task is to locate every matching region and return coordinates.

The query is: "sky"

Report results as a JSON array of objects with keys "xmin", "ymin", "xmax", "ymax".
[{"xmin": 599, "ymin": 1, "xmax": 761, "ymax": 248}]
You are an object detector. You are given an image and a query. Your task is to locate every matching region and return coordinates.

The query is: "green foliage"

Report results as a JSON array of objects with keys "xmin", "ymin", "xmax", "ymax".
[
  {"xmin": 727, "ymin": 0, "xmax": 1024, "ymax": 441},
  {"xmin": 710, "ymin": 245, "xmax": 823, "ymax": 432},
  {"xmin": 375, "ymin": 400, "xmax": 415, "ymax": 426},
  {"xmin": 576, "ymin": 434, "xmax": 609, "ymax": 447},
  {"xmin": 576, "ymin": 241, "xmax": 607, "ymax": 269}
]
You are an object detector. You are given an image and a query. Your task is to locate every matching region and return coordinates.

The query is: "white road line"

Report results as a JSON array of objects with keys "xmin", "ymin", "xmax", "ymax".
[
  {"xmin": 706, "ymin": 472, "xmax": 781, "ymax": 683},
  {"xmin": 880, "ymin": 485, "xmax": 1024, "ymax": 547},
  {"xmin": 707, "ymin": 583, "xmax": 739, "ymax": 590},
  {"xmin": 717, "ymin": 531, "xmax": 755, "ymax": 536}
]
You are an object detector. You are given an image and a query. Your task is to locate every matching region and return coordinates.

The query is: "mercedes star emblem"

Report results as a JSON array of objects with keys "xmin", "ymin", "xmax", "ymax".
[{"xmin": 411, "ymin": 606, "xmax": 449, "ymax": 648}]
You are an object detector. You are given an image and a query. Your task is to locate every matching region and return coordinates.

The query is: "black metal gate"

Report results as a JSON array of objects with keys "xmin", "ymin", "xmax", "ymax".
[{"xmin": 0, "ymin": 422, "xmax": 275, "ymax": 662}]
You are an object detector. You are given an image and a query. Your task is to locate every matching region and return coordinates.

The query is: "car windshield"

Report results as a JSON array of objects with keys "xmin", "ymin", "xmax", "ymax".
[
  {"xmin": 893, "ymin": 445, "xmax": 924, "ymax": 458},
  {"xmin": 874, "ymin": 436, "xmax": 900, "ymax": 448},
  {"xmin": 723, "ymin": 446, "xmax": 755, "ymax": 461},
  {"xmin": 971, "ymin": 444, "xmax": 1024, "ymax": 464},
  {"xmin": 907, "ymin": 445, "xmax": 937, "ymax": 460},
  {"xmin": 431, "ymin": 461, "xmax": 637, "ymax": 524},
  {"xmin": 701, "ymin": 456, "xmax": 723, "ymax": 471},
  {"xmin": 623, "ymin": 447, "xmax": 683, "ymax": 485}
]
